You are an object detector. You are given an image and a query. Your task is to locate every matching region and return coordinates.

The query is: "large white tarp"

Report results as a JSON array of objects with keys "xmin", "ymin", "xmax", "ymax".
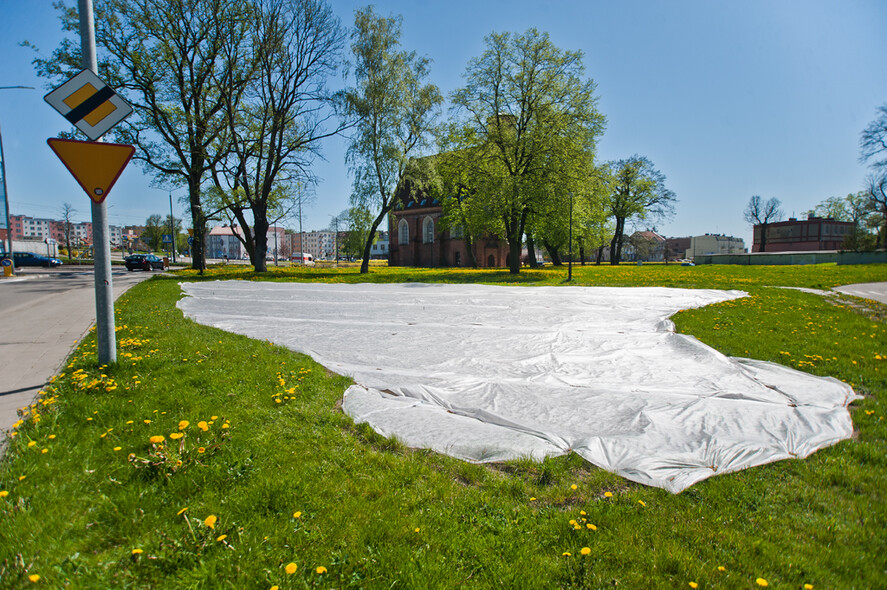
[{"xmin": 178, "ymin": 281, "xmax": 858, "ymax": 493}]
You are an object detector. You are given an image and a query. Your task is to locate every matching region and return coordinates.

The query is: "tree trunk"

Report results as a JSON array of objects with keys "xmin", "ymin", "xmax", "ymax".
[
  {"xmin": 759, "ymin": 223, "xmax": 768, "ymax": 252},
  {"xmin": 595, "ymin": 245, "xmax": 604, "ymax": 265},
  {"xmin": 526, "ymin": 233, "xmax": 539, "ymax": 268},
  {"xmin": 361, "ymin": 209, "xmax": 389, "ymax": 274},
  {"xmin": 188, "ymin": 173, "xmax": 207, "ymax": 273},
  {"xmin": 610, "ymin": 216, "xmax": 625, "ymax": 265},
  {"xmin": 578, "ymin": 242, "xmax": 586, "ymax": 266},
  {"xmin": 253, "ymin": 210, "xmax": 269, "ymax": 272},
  {"xmin": 544, "ymin": 239, "xmax": 562, "ymax": 266},
  {"xmin": 464, "ymin": 232, "xmax": 479, "ymax": 268}
]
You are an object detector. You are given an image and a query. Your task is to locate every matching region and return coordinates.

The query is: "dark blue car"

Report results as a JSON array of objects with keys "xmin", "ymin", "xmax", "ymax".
[{"xmin": 12, "ymin": 252, "xmax": 63, "ymax": 268}]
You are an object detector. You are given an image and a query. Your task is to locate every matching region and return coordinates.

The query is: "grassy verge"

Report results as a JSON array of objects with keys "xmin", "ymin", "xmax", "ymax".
[{"xmin": 1, "ymin": 264, "xmax": 885, "ymax": 589}]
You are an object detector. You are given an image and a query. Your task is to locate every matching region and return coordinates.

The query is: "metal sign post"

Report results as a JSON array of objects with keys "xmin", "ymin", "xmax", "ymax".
[{"xmin": 80, "ymin": 0, "xmax": 115, "ymax": 365}]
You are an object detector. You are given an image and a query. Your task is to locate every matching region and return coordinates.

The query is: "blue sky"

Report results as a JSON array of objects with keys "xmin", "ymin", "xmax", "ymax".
[{"xmin": 1, "ymin": 0, "xmax": 885, "ymax": 247}]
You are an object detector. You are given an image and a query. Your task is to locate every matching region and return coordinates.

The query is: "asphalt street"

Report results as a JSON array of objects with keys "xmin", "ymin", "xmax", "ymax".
[
  {"xmin": 834, "ymin": 282, "xmax": 887, "ymax": 305},
  {"xmin": 0, "ymin": 267, "xmax": 155, "ymax": 452}
]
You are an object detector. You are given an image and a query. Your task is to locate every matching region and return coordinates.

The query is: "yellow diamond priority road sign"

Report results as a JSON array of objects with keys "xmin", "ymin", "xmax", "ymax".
[
  {"xmin": 44, "ymin": 69, "xmax": 133, "ymax": 141},
  {"xmin": 47, "ymin": 138, "xmax": 135, "ymax": 204}
]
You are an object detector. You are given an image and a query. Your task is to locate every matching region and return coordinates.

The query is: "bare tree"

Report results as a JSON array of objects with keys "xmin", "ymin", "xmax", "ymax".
[
  {"xmin": 59, "ymin": 202, "xmax": 77, "ymax": 261},
  {"xmin": 860, "ymin": 103, "xmax": 887, "ymax": 175},
  {"xmin": 866, "ymin": 174, "xmax": 887, "ymax": 249},
  {"xmin": 744, "ymin": 195, "xmax": 783, "ymax": 252},
  {"xmin": 211, "ymin": 0, "xmax": 346, "ymax": 272},
  {"xmin": 31, "ymin": 0, "xmax": 255, "ymax": 272}
]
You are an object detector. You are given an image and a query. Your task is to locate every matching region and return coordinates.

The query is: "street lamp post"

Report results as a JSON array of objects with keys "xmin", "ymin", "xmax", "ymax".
[
  {"xmin": 567, "ymin": 192, "xmax": 574, "ymax": 282},
  {"xmin": 0, "ymin": 86, "xmax": 35, "ymax": 263}
]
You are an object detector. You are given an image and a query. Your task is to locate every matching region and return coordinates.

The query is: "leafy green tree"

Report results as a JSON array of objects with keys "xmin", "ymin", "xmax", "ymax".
[
  {"xmin": 606, "ymin": 156, "xmax": 675, "ymax": 264},
  {"xmin": 341, "ymin": 206, "xmax": 373, "ymax": 260},
  {"xmin": 344, "ymin": 6, "xmax": 442, "ymax": 274},
  {"xmin": 448, "ymin": 29, "xmax": 605, "ymax": 273},
  {"xmin": 813, "ymin": 192, "xmax": 877, "ymax": 251},
  {"xmin": 141, "ymin": 215, "xmax": 165, "ymax": 252}
]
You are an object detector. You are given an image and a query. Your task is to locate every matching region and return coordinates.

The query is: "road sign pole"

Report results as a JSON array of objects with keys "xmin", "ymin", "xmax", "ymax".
[{"xmin": 79, "ymin": 0, "xmax": 116, "ymax": 365}]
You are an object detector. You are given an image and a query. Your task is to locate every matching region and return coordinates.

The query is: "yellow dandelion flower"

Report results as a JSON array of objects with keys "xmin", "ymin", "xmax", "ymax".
[
  {"xmin": 178, "ymin": 420, "xmax": 189, "ymax": 430},
  {"xmin": 562, "ymin": 552, "xmax": 572, "ymax": 557},
  {"xmin": 570, "ymin": 484, "xmax": 578, "ymax": 490},
  {"xmin": 587, "ymin": 523, "xmax": 597, "ymax": 530},
  {"xmin": 27, "ymin": 441, "xmax": 36, "ymax": 448},
  {"xmin": 689, "ymin": 583, "xmax": 698, "ymax": 589},
  {"xmin": 28, "ymin": 574, "xmax": 40, "ymax": 582},
  {"xmin": 205, "ymin": 514, "xmax": 217, "ymax": 529},
  {"xmin": 414, "ymin": 527, "xmax": 420, "ymax": 533},
  {"xmin": 580, "ymin": 547, "xmax": 591, "ymax": 556},
  {"xmin": 604, "ymin": 492, "xmax": 613, "ymax": 498},
  {"xmin": 529, "ymin": 497, "xmax": 537, "ymax": 501},
  {"xmin": 18, "ymin": 475, "xmax": 26, "ymax": 481},
  {"xmin": 756, "ymin": 579, "xmax": 768, "ymax": 587},
  {"xmin": 270, "ymin": 586, "xmax": 279, "ymax": 590},
  {"xmin": 569, "ymin": 519, "xmax": 577, "ymax": 526},
  {"xmin": 0, "ymin": 491, "xmax": 8, "ymax": 498},
  {"xmin": 293, "ymin": 511, "xmax": 302, "ymax": 518},
  {"xmin": 211, "ymin": 415, "xmax": 218, "ymax": 420},
  {"xmin": 718, "ymin": 566, "xmax": 726, "ymax": 572},
  {"xmin": 149, "ymin": 435, "xmax": 165, "ymax": 444},
  {"xmin": 169, "ymin": 432, "xmax": 184, "ymax": 440},
  {"xmin": 804, "ymin": 585, "xmax": 813, "ymax": 589},
  {"xmin": 579, "ymin": 510, "xmax": 586, "ymax": 516},
  {"xmin": 48, "ymin": 435, "xmax": 56, "ymax": 440},
  {"xmin": 131, "ymin": 549, "xmax": 143, "ymax": 555},
  {"xmin": 216, "ymin": 534, "xmax": 227, "ymax": 542},
  {"xmin": 198, "ymin": 447, "xmax": 206, "ymax": 454},
  {"xmin": 285, "ymin": 563, "xmax": 297, "ymax": 575},
  {"xmin": 316, "ymin": 566, "xmax": 327, "ymax": 574},
  {"xmin": 41, "ymin": 449, "xmax": 48, "ymax": 454},
  {"xmin": 177, "ymin": 507, "xmax": 188, "ymax": 515},
  {"xmin": 143, "ymin": 419, "xmax": 151, "ymax": 424},
  {"xmin": 113, "ymin": 447, "xmax": 122, "ymax": 451},
  {"xmin": 197, "ymin": 421, "xmax": 209, "ymax": 431},
  {"xmin": 638, "ymin": 500, "xmax": 646, "ymax": 506}
]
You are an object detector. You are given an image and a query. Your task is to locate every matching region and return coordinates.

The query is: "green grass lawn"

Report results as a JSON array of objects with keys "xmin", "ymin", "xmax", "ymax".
[{"xmin": 1, "ymin": 263, "xmax": 885, "ymax": 589}]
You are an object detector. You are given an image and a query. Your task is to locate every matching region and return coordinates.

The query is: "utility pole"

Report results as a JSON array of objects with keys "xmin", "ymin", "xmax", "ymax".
[{"xmin": 80, "ymin": 0, "xmax": 116, "ymax": 364}]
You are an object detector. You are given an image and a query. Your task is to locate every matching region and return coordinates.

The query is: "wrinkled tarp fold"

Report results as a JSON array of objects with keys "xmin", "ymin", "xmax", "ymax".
[{"xmin": 178, "ymin": 281, "xmax": 857, "ymax": 493}]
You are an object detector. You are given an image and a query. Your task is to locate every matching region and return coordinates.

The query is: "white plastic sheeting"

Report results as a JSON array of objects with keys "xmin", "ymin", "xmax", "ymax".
[{"xmin": 178, "ymin": 281, "xmax": 858, "ymax": 493}]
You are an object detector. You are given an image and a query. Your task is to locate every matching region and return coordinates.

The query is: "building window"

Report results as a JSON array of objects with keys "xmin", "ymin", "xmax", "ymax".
[
  {"xmin": 398, "ymin": 219, "xmax": 409, "ymax": 245},
  {"xmin": 423, "ymin": 217, "xmax": 434, "ymax": 244}
]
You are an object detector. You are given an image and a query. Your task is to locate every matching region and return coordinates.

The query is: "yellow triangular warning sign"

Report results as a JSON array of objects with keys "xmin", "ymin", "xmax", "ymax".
[{"xmin": 47, "ymin": 138, "xmax": 135, "ymax": 204}]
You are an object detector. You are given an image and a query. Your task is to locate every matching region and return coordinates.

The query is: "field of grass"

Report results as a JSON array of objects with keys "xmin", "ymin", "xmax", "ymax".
[{"xmin": 1, "ymin": 263, "xmax": 884, "ymax": 589}]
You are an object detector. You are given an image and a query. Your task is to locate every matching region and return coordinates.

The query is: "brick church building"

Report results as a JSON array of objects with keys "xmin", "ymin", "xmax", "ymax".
[{"xmin": 387, "ymin": 180, "xmax": 509, "ymax": 269}]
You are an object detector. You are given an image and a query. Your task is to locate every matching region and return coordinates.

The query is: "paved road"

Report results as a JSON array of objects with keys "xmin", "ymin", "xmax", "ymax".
[
  {"xmin": 0, "ymin": 268, "xmax": 154, "ymax": 445},
  {"xmin": 834, "ymin": 282, "xmax": 887, "ymax": 305}
]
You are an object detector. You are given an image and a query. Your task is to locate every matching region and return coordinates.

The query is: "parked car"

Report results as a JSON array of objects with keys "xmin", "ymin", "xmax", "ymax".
[
  {"xmin": 12, "ymin": 252, "xmax": 63, "ymax": 268},
  {"xmin": 125, "ymin": 253, "xmax": 164, "ymax": 271}
]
